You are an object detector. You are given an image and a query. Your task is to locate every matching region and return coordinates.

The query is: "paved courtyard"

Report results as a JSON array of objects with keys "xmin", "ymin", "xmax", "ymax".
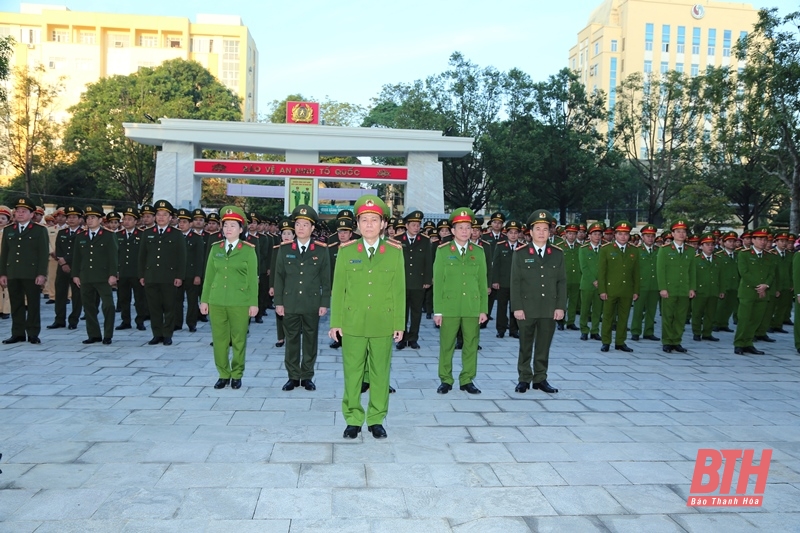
[{"xmin": 1, "ymin": 303, "xmax": 799, "ymax": 532}]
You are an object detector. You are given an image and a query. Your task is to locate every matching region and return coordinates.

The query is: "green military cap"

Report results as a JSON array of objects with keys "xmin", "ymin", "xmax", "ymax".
[
  {"xmin": 153, "ymin": 199, "xmax": 174, "ymax": 214},
  {"xmin": 220, "ymin": 205, "xmax": 247, "ymax": 226},
  {"xmin": 721, "ymin": 231, "xmax": 737, "ymax": 241},
  {"xmin": 751, "ymin": 226, "xmax": 770, "ymax": 238},
  {"xmin": 83, "ymin": 204, "xmax": 104, "ymax": 218},
  {"xmin": 337, "ymin": 209, "xmax": 355, "ymax": 221},
  {"xmin": 336, "ymin": 218, "xmax": 353, "ymax": 231},
  {"xmin": 436, "ymin": 219, "xmax": 451, "ymax": 229},
  {"xmin": 578, "ymin": 223, "xmax": 587, "ymax": 232},
  {"xmin": 248, "ymin": 212, "xmax": 260, "ymax": 223},
  {"xmin": 140, "ymin": 204, "xmax": 155, "ymax": 216},
  {"xmin": 671, "ymin": 220, "xmax": 689, "ymax": 231},
  {"xmin": 207, "ymin": 212, "xmax": 220, "ymax": 222},
  {"xmin": 105, "ymin": 211, "xmax": 121, "ymax": 222},
  {"xmin": 191, "ymin": 208, "xmax": 206, "ymax": 220},
  {"xmin": 661, "ymin": 230, "xmax": 673, "ymax": 240},
  {"xmin": 14, "ymin": 197, "xmax": 36, "ymax": 212},
  {"xmin": 354, "ymin": 195, "xmax": 389, "ymax": 218},
  {"xmin": 640, "ymin": 224, "xmax": 657, "ymax": 235},
  {"xmin": 774, "ymin": 230, "xmax": 790, "ymax": 240},
  {"xmin": 472, "ymin": 216, "xmax": 484, "ymax": 229},
  {"xmin": 404, "ymin": 210, "xmax": 424, "ymax": 223},
  {"xmin": 292, "ymin": 204, "xmax": 318, "ymax": 223},
  {"xmin": 176, "ymin": 208, "xmax": 192, "ymax": 220},
  {"xmin": 278, "ymin": 218, "xmax": 294, "ymax": 233},
  {"xmin": 587, "ymin": 221, "xmax": 605, "ymax": 233},
  {"xmin": 64, "ymin": 205, "xmax": 83, "ymax": 217},
  {"xmin": 564, "ymin": 223, "xmax": 579, "ymax": 232},
  {"xmin": 449, "ymin": 207, "xmax": 475, "ymax": 225},
  {"xmin": 789, "ymin": 233, "xmax": 797, "ymax": 241},
  {"xmin": 613, "ymin": 220, "xmax": 633, "ymax": 232},
  {"xmin": 122, "ymin": 206, "xmax": 139, "ymax": 218},
  {"xmin": 527, "ymin": 209, "xmax": 554, "ymax": 227},
  {"xmin": 489, "ymin": 211, "xmax": 505, "ymax": 222},
  {"xmin": 505, "ymin": 220, "xmax": 523, "ymax": 231},
  {"xmin": 700, "ymin": 232, "xmax": 715, "ymax": 244},
  {"xmin": 687, "ymin": 234, "xmax": 700, "ymax": 244}
]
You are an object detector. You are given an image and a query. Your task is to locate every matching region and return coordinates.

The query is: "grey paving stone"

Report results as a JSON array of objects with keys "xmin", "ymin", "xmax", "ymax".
[
  {"xmin": 365, "ymin": 463, "xmax": 435, "ymax": 488},
  {"xmin": 30, "ymin": 520, "xmax": 130, "ymax": 533},
  {"xmin": 298, "ymin": 463, "xmax": 367, "ymax": 488},
  {"xmin": 427, "ymin": 463, "xmax": 503, "ymax": 487},
  {"xmin": 370, "ymin": 518, "xmax": 453, "ymax": 533},
  {"xmin": 551, "ymin": 461, "xmax": 630, "ymax": 485},
  {"xmin": 11, "ymin": 463, "xmax": 101, "ymax": 489},
  {"xmin": 404, "ymin": 487, "xmax": 556, "ymax": 518},
  {"xmin": 174, "ymin": 488, "xmax": 260, "ymax": 519},
  {"xmin": 11, "ymin": 488, "xmax": 110, "ymax": 520},
  {"xmin": 539, "ymin": 486, "xmax": 628, "ymax": 515},
  {"xmin": 450, "ymin": 442, "xmax": 515, "ymax": 462},
  {"xmin": 599, "ymin": 514, "xmax": 687, "ymax": 533},
  {"xmin": 282, "ymin": 519, "xmax": 369, "ymax": 533},
  {"xmin": 253, "ymin": 488, "xmax": 332, "ymax": 519},
  {"xmin": 490, "ymin": 462, "xmax": 567, "ymax": 487},
  {"xmin": 466, "ymin": 426, "xmax": 528, "ymax": 442},
  {"xmin": 610, "ymin": 461, "xmax": 690, "ymax": 484},
  {"xmin": 525, "ymin": 516, "xmax": 607, "ymax": 532},
  {"xmin": 93, "ymin": 488, "xmax": 183, "ymax": 519},
  {"xmin": 331, "ymin": 488, "xmax": 407, "ymax": 517},
  {"xmin": 605, "ymin": 484, "xmax": 689, "ymax": 514},
  {"xmin": 452, "ymin": 516, "xmax": 531, "ymax": 533},
  {"xmin": 270, "ymin": 442, "xmax": 332, "ymax": 463},
  {"xmin": 10, "ymin": 441, "xmax": 90, "ymax": 463},
  {"xmin": 671, "ymin": 513, "xmax": 762, "ymax": 533}
]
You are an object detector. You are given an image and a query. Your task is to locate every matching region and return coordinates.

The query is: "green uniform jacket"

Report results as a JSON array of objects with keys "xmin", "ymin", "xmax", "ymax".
[
  {"xmin": 273, "ymin": 239, "xmax": 332, "ymax": 314},
  {"xmin": 55, "ymin": 227, "xmax": 82, "ymax": 266},
  {"xmin": 657, "ymin": 244, "xmax": 696, "ymax": 296},
  {"xmin": 491, "ymin": 240, "xmax": 519, "ymax": 288},
  {"xmin": 510, "ymin": 242, "xmax": 566, "ymax": 318},
  {"xmin": 0, "ymin": 222, "xmax": 50, "ymax": 279},
  {"xmin": 597, "ymin": 242, "xmax": 640, "ymax": 297},
  {"xmin": 182, "ymin": 231, "xmax": 205, "ymax": 280},
  {"xmin": 201, "ymin": 240, "xmax": 259, "ymax": 307},
  {"xmin": 793, "ymin": 252, "xmax": 800, "ymax": 300},
  {"xmin": 636, "ymin": 245, "xmax": 659, "ymax": 291},
  {"xmin": 693, "ymin": 254, "xmax": 722, "ymax": 296},
  {"xmin": 737, "ymin": 248, "xmax": 776, "ymax": 301},
  {"xmin": 578, "ymin": 243, "xmax": 601, "ymax": 291},
  {"xmin": 714, "ymin": 249, "xmax": 740, "ymax": 292},
  {"xmin": 72, "ymin": 229, "xmax": 119, "ymax": 283},
  {"xmin": 330, "ymin": 237, "xmax": 406, "ymax": 336},
  {"xmin": 116, "ymin": 229, "xmax": 143, "ymax": 278},
  {"xmin": 772, "ymin": 249, "xmax": 792, "ymax": 291},
  {"xmin": 433, "ymin": 241, "xmax": 488, "ymax": 318},
  {"xmin": 138, "ymin": 226, "xmax": 187, "ymax": 283},
  {"xmin": 395, "ymin": 232, "xmax": 433, "ymax": 290},
  {"xmin": 562, "ymin": 242, "xmax": 582, "ymax": 285}
]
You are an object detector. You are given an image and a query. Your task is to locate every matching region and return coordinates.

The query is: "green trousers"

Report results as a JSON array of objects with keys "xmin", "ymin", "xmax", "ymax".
[
  {"xmin": 517, "ymin": 317, "xmax": 556, "ymax": 384},
  {"xmin": 713, "ymin": 290, "xmax": 738, "ymax": 329},
  {"xmin": 631, "ymin": 290, "xmax": 659, "ymax": 336},
  {"xmin": 283, "ymin": 312, "xmax": 320, "ymax": 380},
  {"xmin": 601, "ymin": 294, "xmax": 633, "ymax": 345},
  {"xmin": 734, "ymin": 298, "xmax": 767, "ymax": 347},
  {"xmin": 438, "ymin": 316, "xmax": 480, "ymax": 386},
  {"xmin": 341, "ymin": 335, "xmax": 392, "ymax": 426},
  {"xmin": 145, "ymin": 282, "xmax": 177, "ymax": 339},
  {"xmin": 756, "ymin": 296, "xmax": 775, "ymax": 337},
  {"xmin": 209, "ymin": 305, "xmax": 250, "ymax": 378},
  {"xmin": 794, "ymin": 301, "xmax": 800, "ymax": 349},
  {"xmin": 565, "ymin": 283, "xmax": 580, "ymax": 326},
  {"xmin": 579, "ymin": 288, "xmax": 602, "ymax": 334},
  {"xmin": 81, "ymin": 281, "xmax": 115, "ymax": 339},
  {"xmin": 691, "ymin": 295, "xmax": 719, "ymax": 337},
  {"xmin": 660, "ymin": 295, "xmax": 690, "ymax": 346},
  {"xmin": 771, "ymin": 291, "xmax": 793, "ymax": 329}
]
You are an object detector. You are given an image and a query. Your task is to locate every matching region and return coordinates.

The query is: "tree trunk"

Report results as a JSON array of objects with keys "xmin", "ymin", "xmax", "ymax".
[{"xmin": 791, "ymin": 178, "xmax": 800, "ymax": 235}]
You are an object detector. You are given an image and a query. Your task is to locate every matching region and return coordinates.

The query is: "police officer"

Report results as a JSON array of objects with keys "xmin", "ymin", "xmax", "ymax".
[
  {"xmin": 116, "ymin": 207, "xmax": 147, "ymax": 331},
  {"xmin": 630, "ymin": 224, "xmax": 661, "ymax": 342},
  {"xmin": 395, "ymin": 210, "xmax": 432, "ymax": 350},
  {"xmin": 597, "ymin": 220, "xmax": 639, "ymax": 352},
  {"xmin": 657, "ymin": 220, "xmax": 696, "ymax": 353},
  {"xmin": 330, "ymin": 195, "xmax": 404, "ymax": 439},
  {"xmin": 713, "ymin": 231, "xmax": 740, "ymax": 332},
  {"xmin": 561, "ymin": 223, "xmax": 582, "ymax": 331},
  {"xmin": 691, "ymin": 233, "xmax": 723, "ymax": 342},
  {"xmin": 270, "ymin": 218, "xmax": 295, "ymax": 349},
  {"xmin": 174, "ymin": 209, "xmax": 204, "ymax": 332},
  {"xmin": 511, "ymin": 209, "xmax": 566, "ymax": 394},
  {"xmin": 491, "ymin": 220, "xmax": 522, "ymax": 339},
  {"xmin": 138, "ymin": 199, "xmax": 186, "ymax": 346},
  {"xmin": 49, "ymin": 206, "xmax": 83, "ymax": 330},
  {"xmin": 734, "ymin": 227, "xmax": 774, "ymax": 355},
  {"xmin": 274, "ymin": 205, "xmax": 331, "ymax": 391},
  {"xmin": 770, "ymin": 231, "xmax": 793, "ymax": 334},
  {"xmin": 484, "ymin": 212, "xmax": 505, "ymax": 323},
  {"xmin": 72, "ymin": 205, "xmax": 118, "ymax": 344},
  {"xmin": 579, "ymin": 222, "xmax": 604, "ymax": 341},
  {"xmin": 245, "ymin": 212, "xmax": 269, "ymax": 323}
]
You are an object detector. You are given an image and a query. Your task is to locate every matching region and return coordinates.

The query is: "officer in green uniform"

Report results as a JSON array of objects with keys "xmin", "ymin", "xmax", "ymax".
[
  {"xmin": 72, "ymin": 205, "xmax": 119, "ymax": 344},
  {"xmin": 330, "ymin": 195, "xmax": 405, "ymax": 439},
  {"xmin": 270, "ymin": 218, "xmax": 295, "ymax": 349},
  {"xmin": 691, "ymin": 233, "xmax": 724, "ymax": 342},
  {"xmin": 49, "ymin": 205, "xmax": 83, "ymax": 330},
  {"xmin": 200, "ymin": 206, "xmax": 259, "ymax": 389},
  {"xmin": 394, "ymin": 210, "xmax": 432, "ymax": 350},
  {"xmin": 630, "ymin": 224, "xmax": 661, "ymax": 341},
  {"xmin": 138, "ymin": 199, "xmax": 186, "ymax": 346},
  {"xmin": 491, "ymin": 220, "xmax": 522, "ymax": 338},
  {"xmin": 713, "ymin": 231, "xmax": 740, "ymax": 332},
  {"xmin": 274, "ymin": 205, "xmax": 331, "ymax": 392},
  {"xmin": 769, "ymin": 231, "xmax": 793, "ymax": 334},
  {"xmin": 434, "ymin": 208, "xmax": 488, "ymax": 395},
  {"xmin": 657, "ymin": 220, "xmax": 696, "ymax": 353},
  {"xmin": 597, "ymin": 220, "xmax": 639, "ymax": 352},
  {"xmin": 0, "ymin": 197, "xmax": 50, "ymax": 344},
  {"xmin": 578, "ymin": 222, "xmax": 604, "ymax": 341},
  {"xmin": 793, "ymin": 246, "xmax": 800, "ymax": 353},
  {"xmin": 116, "ymin": 207, "xmax": 147, "ymax": 331},
  {"xmin": 560, "ymin": 223, "xmax": 582, "ymax": 330},
  {"xmin": 752, "ymin": 229, "xmax": 779, "ymax": 344},
  {"xmin": 174, "ymin": 209, "xmax": 204, "ymax": 332},
  {"xmin": 734, "ymin": 227, "xmax": 775, "ymax": 355},
  {"xmin": 511, "ymin": 209, "xmax": 566, "ymax": 394}
]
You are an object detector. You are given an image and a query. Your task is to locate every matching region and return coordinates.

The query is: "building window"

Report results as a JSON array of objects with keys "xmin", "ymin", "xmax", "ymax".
[
  {"xmin": 662, "ymin": 24, "xmax": 670, "ymax": 52},
  {"xmin": 708, "ymin": 28, "xmax": 716, "ymax": 56},
  {"xmin": 677, "ymin": 26, "xmax": 685, "ymax": 54},
  {"xmin": 723, "ymin": 29, "xmax": 732, "ymax": 57},
  {"xmin": 222, "ymin": 39, "xmax": 240, "ymax": 91},
  {"xmin": 692, "ymin": 27, "xmax": 701, "ymax": 55},
  {"xmin": 572, "ymin": 58, "xmax": 576, "ymax": 69},
  {"xmin": 660, "ymin": 61, "xmax": 669, "ymax": 73},
  {"xmin": 691, "ymin": 64, "xmax": 699, "ymax": 77},
  {"xmin": 166, "ymin": 36, "xmax": 182, "ymax": 48},
  {"xmin": 20, "ymin": 28, "xmax": 41, "ymax": 44},
  {"xmin": 108, "ymin": 34, "xmax": 129, "ymax": 48},
  {"xmin": 78, "ymin": 31, "xmax": 95, "ymax": 45},
  {"xmin": 191, "ymin": 37, "xmax": 214, "ymax": 53},
  {"xmin": 676, "ymin": 62, "xmax": 684, "ymax": 73},
  {"xmin": 51, "ymin": 30, "xmax": 69, "ymax": 43},
  {"xmin": 594, "ymin": 42, "xmax": 599, "ymax": 56},
  {"xmin": 611, "ymin": 40, "xmax": 618, "ymax": 52},
  {"xmin": 139, "ymin": 35, "xmax": 158, "ymax": 48},
  {"xmin": 644, "ymin": 60, "xmax": 652, "ymax": 73},
  {"xmin": 645, "ymin": 23, "xmax": 654, "ymax": 51},
  {"xmin": 0, "ymin": 26, "xmax": 10, "ymax": 38}
]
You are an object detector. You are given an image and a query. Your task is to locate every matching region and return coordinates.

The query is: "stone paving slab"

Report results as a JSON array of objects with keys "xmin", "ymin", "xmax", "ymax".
[{"xmin": 1, "ymin": 304, "xmax": 799, "ymax": 531}]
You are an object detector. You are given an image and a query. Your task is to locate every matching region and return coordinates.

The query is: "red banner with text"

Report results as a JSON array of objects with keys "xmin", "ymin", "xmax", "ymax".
[{"xmin": 195, "ymin": 160, "xmax": 408, "ymax": 182}]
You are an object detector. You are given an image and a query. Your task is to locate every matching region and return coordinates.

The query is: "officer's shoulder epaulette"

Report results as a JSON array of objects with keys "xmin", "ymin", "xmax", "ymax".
[
  {"xmin": 210, "ymin": 239, "xmax": 224, "ymax": 248},
  {"xmin": 328, "ymin": 241, "xmax": 340, "ymax": 248},
  {"xmin": 314, "ymin": 240, "xmax": 328, "ymax": 247},
  {"xmin": 438, "ymin": 241, "xmax": 451, "ymax": 249},
  {"xmin": 516, "ymin": 242, "xmax": 529, "ymax": 249},
  {"xmin": 550, "ymin": 244, "xmax": 563, "ymax": 252},
  {"xmin": 272, "ymin": 243, "xmax": 281, "ymax": 250},
  {"xmin": 418, "ymin": 233, "xmax": 430, "ymax": 239},
  {"xmin": 242, "ymin": 241, "xmax": 256, "ymax": 248},
  {"xmin": 601, "ymin": 241, "xmax": 612, "ymax": 247},
  {"xmin": 385, "ymin": 239, "xmax": 402, "ymax": 249},
  {"xmin": 340, "ymin": 239, "xmax": 358, "ymax": 249},
  {"xmin": 280, "ymin": 241, "xmax": 293, "ymax": 246},
  {"xmin": 580, "ymin": 243, "xmax": 591, "ymax": 248}
]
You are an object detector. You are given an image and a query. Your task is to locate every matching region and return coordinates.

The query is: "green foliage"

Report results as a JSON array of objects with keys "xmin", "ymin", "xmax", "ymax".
[
  {"xmin": 0, "ymin": 35, "xmax": 13, "ymax": 103},
  {"xmin": 663, "ymin": 181, "xmax": 735, "ymax": 234},
  {"xmin": 64, "ymin": 58, "xmax": 241, "ymax": 205}
]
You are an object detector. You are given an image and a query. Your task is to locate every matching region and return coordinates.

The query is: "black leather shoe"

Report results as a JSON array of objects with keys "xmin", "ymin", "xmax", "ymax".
[
  {"xmin": 282, "ymin": 379, "xmax": 300, "ymax": 391},
  {"xmin": 395, "ymin": 340, "xmax": 407, "ymax": 350},
  {"xmin": 557, "ymin": 323, "xmax": 565, "ymax": 331},
  {"xmin": 46, "ymin": 323, "xmax": 66, "ymax": 329},
  {"xmin": 437, "ymin": 382, "xmax": 452, "ymax": 394},
  {"xmin": 744, "ymin": 346, "xmax": 765, "ymax": 355},
  {"xmin": 301, "ymin": 379, "xmax": 316, "ymax": 391},
  {"xmin": 755, "ymin": 335, "xmax": 776, "ymax": 343},
  {"xmin": 162, "ymin": 338, "xmax": 173, "ymax": 346},
  {"xmin": 408, "ymin": 341, "xmax": 420, "ymax": 349},
  {"xmin": 275, "ymin": 340, "xmax": 285, "ymax": 348},
  {"xmin": 785, "ymin": 320, "xmax": 794, "ymax": 326},
  {"xmin": 343, "ymin": 425, "xmax": 361, "ymax": 439},
  {"xmin": 644, "ymin": 335, "xmax": 661, "ymax": 341},
  {"xmin": 28, "ymin": 337, "xmax": 41, "ymax": 344},
  {"xmin": 231, "ymin": 379, "xmax": 242, "ymax": 389},
  {"xmin": 389, "ymin": 385, "xmax": 396, "ymax": 393},
  {"xmin": 214, "ymin": 378, "xmax": 230, "ymax": 389},
  {"xmin": 368, "ymin": 424, "xmax": 387, "ymax": 439},
  {"xmin": 102, "ymin": 338, "xmax": 112, "ymax": 345},
  {"xmin": 712, "ymin": 327, "xmax": 720, "ymax": 332},
  {"xmin": 361, "ymin": 382, "xmax": 370, "ymax": 393},
  {"xmin": 719, "ymin": 327, "xmax": 734, "ymax": 332},
  {"xmin": 600, "ymin": 344, "xmax": 610, "ymax": 352},
  {"xmin": 673, "ymin": 345, "xmax": 687, "ymax": 353},
  {"xmin": 631, "ymin": 334, "xmax": 640, "ymax": 341},
  {"xmin": 46, "ymin": 299, "xmax": 55, "ymax": 304},
  {"xmin": 580, "ymin": 333, "xmax": 588, "ymax": 341},
  {"xmin": 329, "ymin": 340, "xmax": 341, "ymax": 349},
  {"xmin": 496, "ymin": 332, "xmax": 505, "ymax": 338},
  {"xmin": 510, "ymin": 332, "xmax": 519, "ymax": 339},
  {"xmin": 115, "ymin": 323, "xmax": 131, "ymax": 330},
  {"xmin": 514, "ymin": 382, "xmax": 529, "ymax": 393},
  {"xmin": 82, "ymin": 337, "xmax": 102, "ymax": 344},
  {"xmin": 188, "ymin": 327, "xmax": 197, "ymax": 333},
  {"xmin": 254, "ymin": 316, "xmax": 263, "ymax": 324},
  {"xmin": 615, "ymin": 344, "xmax": 633, "ymax": 352},
  {"xmin": 566, "ymin": 324, "xmax": 579, "ymax": 331},
  {"xmin": 460, "ymin": 383, "xmax": 481, "ymax": 394},
  {"xmin": 734, "ymin": 347, "xmax": 745, "ymax": 355},
  {"xmin": 173, "ymin": 326, "xmax": 182, "ymax": 331},
  {"xmin": 590, "ymin": 334, "xmax": 602, "ymax": 341},
  {"xmin": 136, "ymin": 324, "xmax": 146, "ymax": 331},
  {"xmin": 532, "ymin": 380, "xmax": 558, "ymax": 393},
  {"xmin": 147, "ymin": 337, "xmax": 163, "ymax": 345},
  {"xmin": 693, "ymin": 335, "xmax": 702, "ymax": 341},
  {"xmin": 426, "ymin": 313, "xmax": 432, "ymax": 319},
  {"xmin": 774, "ymin": 328, "xmax": 788, "ymax": 334},
  {"xmin": 198, "ymin": 315, "xmax": 209, "ymax": 322},
  {"xmin": 662, "ymin": 345, "xmax": 673, "ymax": 353},
  {"xmin": 702, "ymin": 336, "xmax": 719, "ymax": 342},
  {"xmin": 455, "ymin": 342, "xmax": 463, "ymax": 350}
]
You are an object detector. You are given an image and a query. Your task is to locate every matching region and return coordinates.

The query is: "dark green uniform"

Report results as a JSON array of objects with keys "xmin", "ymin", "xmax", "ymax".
[
  {"xmin": 72, "ymin": 227, "xmax": 118, "ymax": 340},
  {"xmin": 175, "ymin": 230, "xmax": 204, "ymax": 330},
  {"xmin": 491, "ymin": 240, "xmax": 519, "ymax": 336},
  {"xmin": 793, "ymin": 252, "xmax": 800, "ymax": 350},
  {"xmin": 578, "ymin": 243, "xmax": 602, "ymax": 335},
  {"xmin": 561, "ymin": 240, "xmax": 582, "ymax": 328},
  {"xmin": 713, "ymin": 247, "xmax": 740, "ymax": 330},
  {"xmin": 138, "ymin": 225, "xmax": 186, "ymax": 342},
  {"xmin": 395, "ymin": 231, "xmax": 432, "ymax": 346},
  {"xmin": 770, "ymin": 249, "xmax": 793, "ymax": 331},
  {"xmin": 692, "ymin": 253, "xmax": 722, "ymax": 338},
  {"xmin": 657, "ymin": 243, "xmax": 696, "ymax": 348},
  {"xmin": 117, "ymin": 228, "xmax": 147, "ymax": 329},
  {"xmin": 597, "ymin": 241, "xmax": 640, "ymax": 347},
  {"xmin": 630, "ymin": 244, "xmax": 660, "ymax": 338},
  {"xmin": 54, "ymin": 226, "xmax": 83, "ymax": 328},
  {"xmin": 734, "ymin": 248, "xmax": 775, "ymax": 348}
]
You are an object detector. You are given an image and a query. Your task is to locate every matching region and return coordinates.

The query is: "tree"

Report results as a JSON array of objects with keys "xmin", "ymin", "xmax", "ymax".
[
  {"xmin": 0, "ymin": 64, "xmax": 65, "ymax": 196},
  {"xmin": 662, "ymin": 181, "xmax": 735, "ymax": 234},
  {"xmin": 0, "ymin": 35, "xmax": 13, "ymax": 103},
  {"xmin": 64, "ymin": 59, "xmax": 241, "ymax": 205}
]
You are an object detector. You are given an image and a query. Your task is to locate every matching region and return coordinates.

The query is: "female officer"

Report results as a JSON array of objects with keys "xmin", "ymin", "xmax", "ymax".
[
  {"xmin": 269, "ymin": 218, "xmax": 294, "ymax": 348},
  {"xmin": 199, "ymin": 206, "xmax": 259, "ymax": 390}
]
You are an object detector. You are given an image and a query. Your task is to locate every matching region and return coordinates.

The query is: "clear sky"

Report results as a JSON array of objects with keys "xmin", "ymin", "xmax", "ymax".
[{"xmin": 6, "ymin": 0, "xmax": 798, "ymax": 116}]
